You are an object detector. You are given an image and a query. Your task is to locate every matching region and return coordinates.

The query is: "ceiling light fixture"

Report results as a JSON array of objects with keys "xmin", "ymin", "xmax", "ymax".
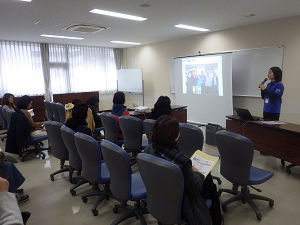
[
  {"xmin": 110, "ymin": 41, "xmax": 141, "ymax": 45},
  {"xmin": 19, "ymin": 0, "xmax": 32, "ymax": 2},
  {"xmin": 90, "ymin": 9, "xmax": 147, "ymax": 21},
  {"xmin": 175, "ymin": 24, "xmax": 209, "ymax": 32},
  {"xmin": 40, "ymin": 34, "xmax": 84, "ymax": 40}
]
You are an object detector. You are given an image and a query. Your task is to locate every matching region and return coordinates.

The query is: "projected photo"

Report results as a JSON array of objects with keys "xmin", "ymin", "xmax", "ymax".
[{"xmin": 182, "ymin": 55, "xmax": 223, "ymax": 96}]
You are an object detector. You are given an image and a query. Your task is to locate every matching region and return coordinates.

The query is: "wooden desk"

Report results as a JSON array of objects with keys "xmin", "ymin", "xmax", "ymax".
[
  {"xmin": 99, "ymin": 105, "xmax": 187, "ymax": 123},
  {"xmin": 129, "ymin": 105, "xmax": 187, "ymax": 123},
  {"xmin": 226, "ymin": 115, "xmax": 300, "ymax": 167}
]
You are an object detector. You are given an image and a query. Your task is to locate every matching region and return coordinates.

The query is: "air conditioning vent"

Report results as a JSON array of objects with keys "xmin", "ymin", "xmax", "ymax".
[{"xmin": 64, "ymin": 24, "xmax": 109, "ymax": 33}]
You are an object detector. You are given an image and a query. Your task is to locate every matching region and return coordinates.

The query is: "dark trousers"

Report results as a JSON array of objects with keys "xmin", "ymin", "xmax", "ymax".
[
  {"xmin": 201, "ymin": 174, "xmax": 222, "ymax": 225},
  {"xmin": 263, "ymin": 111, "xmax": 280, "ymax": 121}
]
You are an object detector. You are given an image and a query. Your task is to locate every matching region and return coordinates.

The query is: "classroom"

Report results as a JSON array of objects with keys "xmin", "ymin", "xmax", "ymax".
[{"xmin": 0, "ymin": 1, "xmax": 299, "ymax": 225}]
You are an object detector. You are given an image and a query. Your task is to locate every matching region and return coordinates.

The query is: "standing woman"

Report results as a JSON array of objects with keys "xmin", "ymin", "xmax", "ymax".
[{"xmin": 259, "ymin": 67, "xmax": 284, "ymax": 120}]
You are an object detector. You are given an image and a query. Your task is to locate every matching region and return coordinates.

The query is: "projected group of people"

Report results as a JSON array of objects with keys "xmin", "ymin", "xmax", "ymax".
[{"xmin": 185, "ymin": 68, "xmax": 219, "ymax": 96}]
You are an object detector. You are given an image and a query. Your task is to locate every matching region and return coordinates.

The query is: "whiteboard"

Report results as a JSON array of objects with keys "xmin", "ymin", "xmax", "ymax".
[
  {"xmin": 117, "ymin": 69, "xmax": 143, "ymax": 93},
  {"xmin": 232, "ymin": 46, "xmax": 283, "ymax": 97}
]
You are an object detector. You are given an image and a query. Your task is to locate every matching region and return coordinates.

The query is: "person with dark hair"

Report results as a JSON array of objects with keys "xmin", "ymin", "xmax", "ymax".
[
  {"xmin": 87, "ymin": 96, "xmax": 102, "ymax": 128},
  {"xmin": 259, "ymin": 67, "xmax": 284, "ymax": 120},
  {"xmin": 17, "ymin": 95, "xmax": 43, "ymax": 131},
  {"xmin": 2, "ymin": 93, "xmax": 16, "ymax": 111},
  {"xmin": 149, "ymin": 96, "xmax": 172, "ymax": 120},
  {"xmin": 65, "ymin": 99, "xmax": 95, "ymax": 133},
  {"xmin": 145, "ymin": 115, "xmax": 223, "ymax": 225},
  {"xmin": 111, "ymin": 91, "xmax": 129, "ymax": 139},
  {"xmin": 66, "ymin": 103, "xmax": 92, "ymax": 136}
]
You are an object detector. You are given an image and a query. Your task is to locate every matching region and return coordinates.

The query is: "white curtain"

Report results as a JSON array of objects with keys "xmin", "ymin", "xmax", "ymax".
[
  {"xmin": 0, "ymin": 41, "xmax": 45, "ymax": 96},
  {"xmin": 49, "ymin": 44, "xmax": 117, "ymax": 94}
]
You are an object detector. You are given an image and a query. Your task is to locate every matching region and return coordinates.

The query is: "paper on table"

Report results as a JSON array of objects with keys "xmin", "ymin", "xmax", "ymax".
[
  {"xmin": 261, "ymin": 121, "xmax": 286, "ymax": 125},
  {"xmin": 190, "ymin": 150, "xmax": 219, "ymax": 177}
]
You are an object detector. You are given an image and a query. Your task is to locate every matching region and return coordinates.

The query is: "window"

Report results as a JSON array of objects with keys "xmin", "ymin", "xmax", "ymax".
[
  {"xmin": 0, "ymin": 41, "xmax": 118, "ymax": 98},
  {"xmin": 49, "ymin": 44, "xmax": 117, "ymax": 94},
  {"xmin": 0, "ymin": 41, "xmax": 45, "ymax": 96}
]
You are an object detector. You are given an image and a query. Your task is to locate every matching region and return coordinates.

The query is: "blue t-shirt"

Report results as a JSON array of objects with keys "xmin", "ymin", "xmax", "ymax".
[{"xmin": 261, "ymin": 81, "xmax": 284, "ymax": 114}]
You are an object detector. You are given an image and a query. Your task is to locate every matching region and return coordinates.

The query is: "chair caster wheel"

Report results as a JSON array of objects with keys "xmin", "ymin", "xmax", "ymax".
[
  {"xmin": 92, "ymin": 209, "xmax": 98, "ymax": 216},
  {"xmin": 82, "ymin": 196, "xmax": 88, "ymax": 203},
  {"xmin": 50, "ymin": 176, "xmax": 54, "ymax": 181},
  {"xmin": 286, "ymin": 168, "xmax": 291, "ymax": 174},
  {"xmin": 217, "ymin": 180, "xmax": 222, "ymax": 185},
  {"xmin": 256, "ymin": 213, "xmax": 262, "ymax": 221},
  {"xmin": 281, "ymin": 160, "xmax": 285, "ymax": 166},
  {"xmin": 241, "ymin": 199, "xmax": 246, "ymax": 204},
  {"xmin": 113, "ymin": 206, "xmax": 119, "ymax": 213},
  {"xmin": 269, "ymin": 200, "xmax": 274, "ymax": 208},
  {"xmin": 70, "ymin": 190, "xmax": 76, "ymax": 196}
]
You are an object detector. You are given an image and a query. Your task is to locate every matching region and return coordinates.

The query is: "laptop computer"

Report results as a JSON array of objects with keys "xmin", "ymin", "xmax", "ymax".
[{"xmin": 234, "ymin": 108, "xmax": 261, "ymax": 121}]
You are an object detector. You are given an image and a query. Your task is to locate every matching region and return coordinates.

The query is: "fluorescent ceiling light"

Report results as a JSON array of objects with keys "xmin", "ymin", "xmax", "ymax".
[
  {"xmin": 175, "ymin": 24, "xmax": 209, "ymax": 32},
  {"xmin": 90, "ymin": 9, "xmax": 147, "ymax": 21},
  {"xmin": 40, "ymin": 34, "xmax": 84, "ymax": 40},
  {"xmin": 19, "ymin": 0, "xmax": 32, "ymax": 2},
  {"xmin": 110, "ymin": 41, "xmax": 141, "ymax": 45}
]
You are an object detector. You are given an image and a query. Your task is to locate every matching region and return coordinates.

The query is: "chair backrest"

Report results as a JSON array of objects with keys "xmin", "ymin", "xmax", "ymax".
[
  {"xmin": 44, "ymin": 121, "xmax": 68, "ymax": 160},
  {"xmin": 119, "ymin": 116, "xmax": 143, "ymax": 151},
  {"xmin": 56, "ymin": 103, "xmax": 66, "ymax": 123},
  {"xmin": 101, "ymin": 140, "xmax": 131, "ymax": 200},
  {"xmin": 143, "ymin": 119, "xmax": 155, "ymax": 143},
  {"xmin": 177, "ymin": 123, "xmax": 204, "ymax": 158},
  {"xmin": 137, "ymin": 153, "xmax": 184, "ymax": 224},
  {"xmin": 216, "ymin": 130, "xmax": 254, "ymax": 185},
  {"xmin": 60, "ymin": 125, "xmax": 81, "ymax": 170},
  {"xmin": 100, "ymin": 112, "xmax": 119, "ymax": 143},
  {"xmin": 74, "ymin": 132, "xmax": 102, "ymax": 183},
  {"xmin": 5, "ymin": 109, "xmax": 14, "ymax": 130},
  {"xmin": 50, "ymin": 102, "xmax": 60, "ymax": 122},
  {"xmin": 44, "ymin": 100, "xmax": 53, "ymax": 121},
  {"xmin": 0, "ymin": 106, "xmax": 8, "ymax": 129}
]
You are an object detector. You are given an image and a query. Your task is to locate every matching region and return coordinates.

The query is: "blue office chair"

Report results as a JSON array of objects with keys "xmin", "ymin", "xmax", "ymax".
[
  {"xmin": 216, "ymin": 130, "xmax": 274, "ymax": 220},
  {"xmin": 74, "ymin": 133, "xmax": 110, "ymax": 216},
  {"xmin": 60, "ymin": 125, "xmax": 89, "ymax": 196},
  {"xmin": 44, "ymin": 121, "xmax": 70, "ymax": 181},
  {"xmin": 177, "ymin": 123, "xmax": 222, "ymax": 185},
  {"xmin": 50, "ymin": 102, "xmax": 60, "ymax": 122},
  {"xmin": 100, "ymin": 112, "xmax": 123, "ymax": 146},
  {"xmin": 137, "ymin": 153, "xmax": 212, "ymax": 225},
  {"xmin": 101, "ymin": 140, "xmax": 148, "ymax": 225},
  {"xmin": 43, "ymin": 100, "xmax": 54, "ymax": 121},
  {"xmin": 119, "ymin": 116, "xmax": 148, "ymax": 163},
  {"xmin": 143, "ymin": 119, "xmax": 155, "ymax": 144},
  {"xmin": 5, "ymin": 109, "xmax": 47, "ymax": 161}
]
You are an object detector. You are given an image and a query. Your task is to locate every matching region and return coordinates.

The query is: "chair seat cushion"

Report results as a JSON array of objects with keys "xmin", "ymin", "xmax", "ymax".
[
  {"xmin": 100, "ymin": 160, "xmax": 110, "ymax": 182},
  {"xmin": 131, "ymin": 172, "xmax": 146, "ymax": 200},
  {"xmin": 31, "ymin": 135, "xmax": 48, "ymax": 142},
  {"xmin": 249, "ymin": 166, "xmax": 273, "ymax": 185}
]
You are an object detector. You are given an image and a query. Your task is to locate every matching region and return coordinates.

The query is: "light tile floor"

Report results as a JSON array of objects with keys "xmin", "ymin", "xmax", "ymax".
[{"xmin": 1, "ymin": 129, "xmax": 299, "ymax": 225}]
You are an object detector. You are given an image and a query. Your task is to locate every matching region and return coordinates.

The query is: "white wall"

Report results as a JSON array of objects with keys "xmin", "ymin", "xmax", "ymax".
[{"xmin": 123, "ymin": 15, "xmax": 300, "ymax": 124}]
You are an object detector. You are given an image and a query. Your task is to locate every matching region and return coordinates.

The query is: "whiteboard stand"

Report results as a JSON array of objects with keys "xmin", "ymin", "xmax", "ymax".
[{"xmin": 117, "ymin": 80, "xmax": 145, "ymax": 106}]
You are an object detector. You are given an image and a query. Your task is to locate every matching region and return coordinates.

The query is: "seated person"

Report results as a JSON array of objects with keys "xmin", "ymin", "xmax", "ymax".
[
  {"xmin": 145, "ymin": 115, "xmax": 223, "ymax": 225},
  {"xmin": 17, "ymin": 95, "xmax": 44, "ymax": 137},
  {"xmin": 148, "ymin": 96, "xmax": 172, "ymax": 120},
  {"xmin": 0, "ymin": 152, "xmax": 28, "ymax": 203},
  {"xmin": 111, "ymin": 91, "xmax": 130, "ymax": 139},
  {"xmin": 65, "ymin": 99, "xmax": 95, "ymax": 134},
  {"xmin": 66, "ymin": 103, "xmax": 92, "ymax": 136},
  {"xmin": 86, "ymin": 96, "xmax": 102, "ymax": 128},
  {"xmin": 2, "ymin": 93, "xmax": 16, "ymax": 111}
]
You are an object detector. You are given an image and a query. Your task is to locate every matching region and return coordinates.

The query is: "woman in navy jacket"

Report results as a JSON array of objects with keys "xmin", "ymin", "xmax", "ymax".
[{"xmin": 259, "ymin": 67, "xmax": 284, "ymax": 120}]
